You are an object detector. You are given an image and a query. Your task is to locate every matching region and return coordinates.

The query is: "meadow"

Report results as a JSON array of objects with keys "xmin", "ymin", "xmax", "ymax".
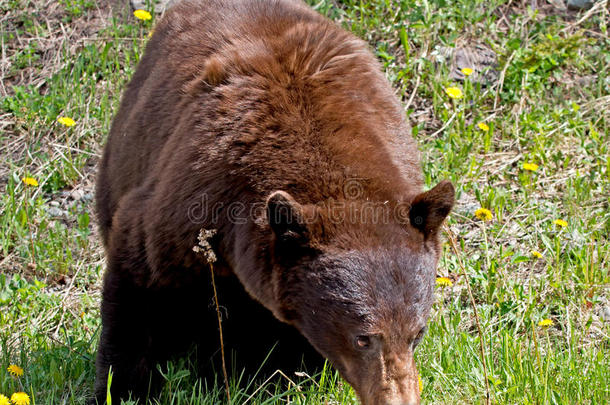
[{"xmin": 1, "ymin": 0, "xmax": 608, "ymax": 403}]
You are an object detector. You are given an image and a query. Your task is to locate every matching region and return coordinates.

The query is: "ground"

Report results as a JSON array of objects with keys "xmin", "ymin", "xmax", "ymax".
[{"xmin": 0, "ymin": 0, "xmax": 609, "ymax": 404}]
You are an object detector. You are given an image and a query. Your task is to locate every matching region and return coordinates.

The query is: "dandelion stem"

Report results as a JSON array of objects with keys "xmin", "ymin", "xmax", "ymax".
[
  {"xmin": 446, "ymin": 227, "xmax": 491, "ymax": 405},
  {"xmin": 544, "ymin": 330, "xmax": 551, "ymax": 404},
  {"xmin": 24, "ymin": 187, "xmax": 37, "ymax": 271},
  {"xmin": 209, "ymin": 263, "xmax": 231, "ymax": 403}
]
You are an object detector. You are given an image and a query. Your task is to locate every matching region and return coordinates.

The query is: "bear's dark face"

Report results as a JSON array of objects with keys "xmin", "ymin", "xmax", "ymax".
[
  {"xmin": 295, "ymin": 249, "xmax": 434, "ymax": 405},
  {"xmin": 266, "ymin": 182, "xmax": 454, "ymax": 405}
]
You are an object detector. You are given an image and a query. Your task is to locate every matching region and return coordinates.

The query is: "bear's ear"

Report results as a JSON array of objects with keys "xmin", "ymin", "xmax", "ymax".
[
  {"xmin": 266, "ymin": 191, "xmax": 310, "ymax": 243},
  {"xmin": 409, "ymin": 180, "xmax": 455, "ymax": 238},
  {"xmin": 183, "ymin": 55, "xmax": 229, "ymax": 95},
  {"xmin": 202, "ymin": 55, "xmax": 228, "ymax": 86}
]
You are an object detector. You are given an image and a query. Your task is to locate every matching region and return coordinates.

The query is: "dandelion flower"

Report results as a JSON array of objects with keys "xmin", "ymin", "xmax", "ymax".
[
  {"xmin": 133, "ymin": 9, "xmax": 152, "ymax": 21},
  {"xmin": 57, "ymin": 116, "xmax": 76, "ymax": 127},
  {"xmin": 538, "ymin": 319, "xmax": 554, "ymax": 327},
  {"xmin": 531, "ymin": 250, "xmax": 543, "ymax": 259},
  {"xmin": 418, "ymin": 375, "xmax": 423, "ymax": 393},
  {"xmin": 477, "ymin": 122, "xmax": 490, "ymax": 132},
  {"xmin": 523, "ymin": 163, "xmax": 539, "ymax": 172},
  {"xmin": 7, "ymin": 365, "xmax": 23, "ymax": 377},
  {"xmin": 445, "ymin": 86, "xmax": 463, "ymax": 99},
  {"xmin": 475, "ymin": 207, "xmax": 492, "ymax": 221},
  {"xmin": 0, "ymin": 394, "xmax": 9, "ymax": 405},
  {"xmin": 553, "ymin": 219, "xmax": 568, "ymax": 228},
  {"xmin": 461, "ymin": 67, "xmax": 474, "ymax": 76},
  {"xmin": 436, "ymin": 277, "xmax": 453, "ymax": 288},
  {"xmin": 21, "ymin": 177, "xmax": 38, "ymax": 187},
  {"xmin": 10, "ymin": 393, "xmax": 30, "ymax": 405}
]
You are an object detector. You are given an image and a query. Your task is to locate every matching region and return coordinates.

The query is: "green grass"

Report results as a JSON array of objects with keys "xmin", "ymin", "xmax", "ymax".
[{"xmin": 1, "ymin": 0, "xmax": 609, "ymax": 404}]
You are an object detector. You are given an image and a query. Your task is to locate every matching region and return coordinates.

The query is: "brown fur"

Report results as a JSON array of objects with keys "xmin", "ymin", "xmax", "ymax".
[{"xmin": 94, "ymin": 1, "xmax": 455, "ymax": 404}]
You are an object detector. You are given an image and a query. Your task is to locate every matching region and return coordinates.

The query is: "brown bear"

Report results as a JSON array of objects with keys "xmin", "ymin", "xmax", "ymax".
[{"xmin": 93, "ymin": 0, "xmax": 455, "ymax": 404}]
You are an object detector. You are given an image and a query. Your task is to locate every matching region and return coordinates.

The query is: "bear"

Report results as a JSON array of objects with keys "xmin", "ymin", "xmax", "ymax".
[{"xmin": 93, "ymin": 0, "xmax": 455, "ymax": 404}]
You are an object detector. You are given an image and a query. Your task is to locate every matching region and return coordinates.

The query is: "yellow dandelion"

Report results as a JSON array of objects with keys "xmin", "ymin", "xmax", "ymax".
[
  {"xmin": 418, "ymin": 374, "xmax": 423, "ymax": 393},
  {"xmin": 7, "ymin": 364, "xmax": 24, "ymax": 377},
  {"xmin": 436, "ymin": 277, "xmax": 453, "ymax": 288},
  {"xmin": 461, "ymin": 67, "xmax": 474, "ymax": 76},
  {"xmin": 553, "ymin": 219, "xmax": 568, "ymax": 228},
  {"xmin": 57, "ymin": 116, "xmax": 76, "ymax": 127},
  {"xmin": 133, "ymin": 9, "xmax": 152, "ymax": 21},
  {"xmin": 445, "ymin": 86, "xmax": 463, "ymax": 99},
  {"xmin": 21, "ymin": 177, "xmax": 38, "ymax": 187},
  {"xmin": 475, "ymin": 207, "xmax": 492, "ymax": 221},
  {"xmin": 0, "ymin": 394, "xmax": 10, "ymax": 405},
  {"xmin": 477, "ymin": 122, "xmax": 490, "ymax": 132},
  {"xmin": 10, "ymin": 393, "xmax": 30, "ymax": 405},
  {"xmin": 523, "ymin": 163, "xmax": 539, "ymax": 172},
  {"xmin": 538, "ymin": 319, "xmax": 554, "ymax": 327},
  {"xmin": 531, "ymin": 250, "xmax": 543, "ymax": 259}
]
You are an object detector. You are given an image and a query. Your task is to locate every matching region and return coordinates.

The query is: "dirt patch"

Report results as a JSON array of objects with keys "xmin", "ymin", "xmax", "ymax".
[{"xmin": 1, "ymin": 0, "xmax": 130, "ymax": 94}]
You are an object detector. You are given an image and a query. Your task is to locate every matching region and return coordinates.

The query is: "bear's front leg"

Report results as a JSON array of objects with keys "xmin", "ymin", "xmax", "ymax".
[{"xmin": 93, "ymin": 269, "xmax": 162, "ymax": 404}]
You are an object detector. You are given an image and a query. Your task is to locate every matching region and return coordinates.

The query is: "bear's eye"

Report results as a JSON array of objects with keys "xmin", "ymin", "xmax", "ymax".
[
  {"xmin": 354, "ymin": 335, "xmax": 371, "ymax": 350},
  {"xmin": 413, "ymin": 326, "xmax": 428, "ymax": 348}
]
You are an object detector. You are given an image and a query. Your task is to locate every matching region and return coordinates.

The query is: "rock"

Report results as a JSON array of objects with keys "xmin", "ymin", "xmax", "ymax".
[
  {"xmin": 566, "ymin": 0, "xmax": 596, "ymax": 10},
  {"xmin": 602, "ymin": 305, "xmax": 610, "ymax": 322},
  {"xmin": 455, "ymin": 192, "xmax": 480, "ymax": 217},
  {"xmin": 576, "ymin": 75, "xmax": 596, "ymax": 86},
  {"xmin": 431, "ymin": 44, "xmax": 499, "ymax": 86},
  {"xmin": 70, "ymin": 189, "xmax": 85, "ymax": 201},
  {"xmin": 46, "ymin": 206, "xmax": 67, "ymax": 218},
  {"xmin": 130, "ymin": 0, "xmax": 177, "ymax": 13}
]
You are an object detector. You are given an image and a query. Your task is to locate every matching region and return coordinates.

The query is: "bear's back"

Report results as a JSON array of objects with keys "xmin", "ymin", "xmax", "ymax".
[{"xmin": 96, "ymin": 0, "xmax": 422, "ymax": 245}]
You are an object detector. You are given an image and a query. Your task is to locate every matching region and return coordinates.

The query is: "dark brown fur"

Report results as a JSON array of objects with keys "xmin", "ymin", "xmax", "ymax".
[{"xmin": 94, "ymin": 1, "xmax": 454, "ymax": 404}]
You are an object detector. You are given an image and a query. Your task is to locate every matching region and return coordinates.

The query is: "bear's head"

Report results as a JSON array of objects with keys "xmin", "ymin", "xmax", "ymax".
[{"xmin": 266, "ymin": 181, "xmax": 454, "ymax": 405}]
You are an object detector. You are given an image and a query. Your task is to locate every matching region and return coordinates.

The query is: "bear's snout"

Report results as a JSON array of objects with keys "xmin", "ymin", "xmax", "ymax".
[
  {"xmin": 381, "ymin": 399, "xmax": 419, "ymax": 405},
  {"xmin": 355, "ymin": 349, "xmax": 421, "ymax": 405}
]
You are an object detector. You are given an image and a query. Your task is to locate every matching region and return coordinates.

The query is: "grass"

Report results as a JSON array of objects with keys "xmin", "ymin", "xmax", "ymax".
[{"xmin": 1, "ymin": 0, "xmax": 609, "ymax": 403}]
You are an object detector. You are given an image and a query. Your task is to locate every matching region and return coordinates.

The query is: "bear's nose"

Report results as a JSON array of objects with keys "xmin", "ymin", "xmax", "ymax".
[
  {"xmin": 381, "ymin": 392, "xmax": 420, "ymax": 405},
  {"xmin": 382, "ymin": 401, "xmax": 419, "ymax": 405}
]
